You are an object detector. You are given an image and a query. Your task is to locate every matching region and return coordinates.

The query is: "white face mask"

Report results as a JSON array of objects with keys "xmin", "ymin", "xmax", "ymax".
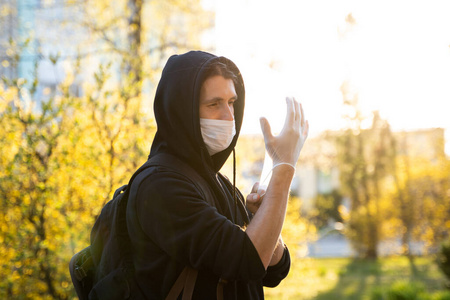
[{"xmin": 200, "ymin": 118, "xmax": 236, "ymax": 156}]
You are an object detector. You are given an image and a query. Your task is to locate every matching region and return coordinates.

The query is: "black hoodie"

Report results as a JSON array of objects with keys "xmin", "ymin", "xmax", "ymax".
[{"xmin": 127, "ymin": 51, "xmax": 290, "ymax": 299}]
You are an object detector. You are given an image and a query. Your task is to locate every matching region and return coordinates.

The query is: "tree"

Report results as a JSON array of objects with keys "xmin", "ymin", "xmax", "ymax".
[
  {"xmin": 0, "ymin": 62, "xmax": 155, "ymax": 298},
  {"xmin": 310, "ymin": 189, "xmax": 343, "ymax": 229},
  {"xmin": 388, "ymin": 143, "xmax": 450, "ymax": 256},
  {"xmin": 82, "ymin": 0, "xmax": 213, "ymax": 97},
  {"xmin": 336, "ymin": 81, "xmax": 396, "ymax": 259},
  {"xmin": 337, "ymin": 81, "xmax": 450, "ymax": 260}
]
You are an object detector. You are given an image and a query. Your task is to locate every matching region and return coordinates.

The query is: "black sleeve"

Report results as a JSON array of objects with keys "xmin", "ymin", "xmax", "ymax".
[
  {"xmin": 134, "ymin": 168, "xmax": 266, "ymax": 281},
  {"xmin": 263, "ymin": 246, "xmax": 291, "ymax": 287}
]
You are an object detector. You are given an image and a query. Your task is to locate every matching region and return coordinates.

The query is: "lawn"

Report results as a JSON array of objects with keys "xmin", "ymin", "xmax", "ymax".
[{"xmin": 264, "ymin": 256, "xmax": 448, "ymax": 300}]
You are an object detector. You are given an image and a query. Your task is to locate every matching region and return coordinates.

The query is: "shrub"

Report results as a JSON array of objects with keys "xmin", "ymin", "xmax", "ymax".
[
  {"xmin": 387, "ymin": 281, "xmax": 426, "ymax": 300},
  {"xmin": 371, "ymin": 281, "xmax": 430, "ymax": 300},
  {"xmin": 370, "ymin": 287, "xmax": 385, "ymax": 300},
  {"xmin": 431, "ymin": 291, "xmax": 450, "ymax": 300}
]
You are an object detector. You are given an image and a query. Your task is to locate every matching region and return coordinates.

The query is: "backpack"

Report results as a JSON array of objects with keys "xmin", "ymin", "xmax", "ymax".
[{"xmin": 69, "ymin": 153, "xmax": 215, "ymax": 300}]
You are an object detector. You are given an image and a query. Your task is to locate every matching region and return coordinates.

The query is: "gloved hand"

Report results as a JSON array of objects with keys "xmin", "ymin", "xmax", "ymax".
[{"xmin": 259, "ymin": 97, "xmax": 309, "ymax": 168}]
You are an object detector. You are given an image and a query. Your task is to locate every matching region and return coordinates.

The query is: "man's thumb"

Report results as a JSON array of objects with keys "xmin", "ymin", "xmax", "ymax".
[{"xmin": 259, "ymin": 117, "xmax": 273, "ymax": 140}]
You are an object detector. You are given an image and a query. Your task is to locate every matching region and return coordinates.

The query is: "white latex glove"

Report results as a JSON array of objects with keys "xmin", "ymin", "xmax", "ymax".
[{"xmin": 259, "ymin": 97, "xmax": 309, "ymax": 167}]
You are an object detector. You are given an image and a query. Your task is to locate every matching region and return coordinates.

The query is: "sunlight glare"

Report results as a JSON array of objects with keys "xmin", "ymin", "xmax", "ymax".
[{"xmin": 212, "ymin": 0, "xmax": 450, "ymax": 154}]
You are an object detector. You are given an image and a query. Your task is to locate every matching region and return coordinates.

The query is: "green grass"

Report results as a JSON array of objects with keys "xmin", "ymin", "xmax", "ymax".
[{"xmin": 264, "ymin": 256, "xmax": 448, "ymax": 300}]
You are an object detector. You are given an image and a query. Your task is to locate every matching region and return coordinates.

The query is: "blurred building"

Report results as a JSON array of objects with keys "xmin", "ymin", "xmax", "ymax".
[
  {"xmin": 0, "ymin": 0, "xmax": 20, "ymax": 80},
  {"xmin": 293, "ymin": 131, "xmax": 341, "ymax": 212},
  {"xmin": 0, "ymin": 0, "xmax": 87, "ymax": 99},
  {"xmin": 394, "ymin": 128, "xmax": 446, "ymax": 162}
]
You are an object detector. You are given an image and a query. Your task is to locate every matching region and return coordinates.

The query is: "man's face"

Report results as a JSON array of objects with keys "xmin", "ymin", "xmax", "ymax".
[{"xmin": 199, "ymin": 75, "xmax": 237, "ymax": 120}]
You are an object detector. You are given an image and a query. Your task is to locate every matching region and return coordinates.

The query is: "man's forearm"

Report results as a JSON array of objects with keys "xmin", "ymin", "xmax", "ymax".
[
  {"xmin": 245, "ymin": 165, "xmax": 294, "ymax": 269},
  {"xmin": 269, "ymin": 236, "xmax": 285, "ymax": 266}
]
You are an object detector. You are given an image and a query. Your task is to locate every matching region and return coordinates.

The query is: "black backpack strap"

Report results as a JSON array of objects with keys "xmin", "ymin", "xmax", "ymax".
[{"xmin": 145, "ymin": 153, "xmax": 215, "ymax": 205}]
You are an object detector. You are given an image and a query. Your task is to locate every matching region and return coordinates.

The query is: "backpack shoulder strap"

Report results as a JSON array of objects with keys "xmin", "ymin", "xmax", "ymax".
[{"xmin": 144, "ymin": 153, "xmax": 215, "ymax": 206}]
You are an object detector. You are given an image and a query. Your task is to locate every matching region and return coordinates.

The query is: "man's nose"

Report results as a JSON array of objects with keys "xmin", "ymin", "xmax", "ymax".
[{"xmin": 221, "ymin": 105, "xmax": 234, "ymax": 121}]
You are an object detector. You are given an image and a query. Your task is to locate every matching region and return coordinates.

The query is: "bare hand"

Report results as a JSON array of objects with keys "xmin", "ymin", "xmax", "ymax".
[{"xmin": 246, "ymin": 182, "xmax": 266, "ymax": 214}]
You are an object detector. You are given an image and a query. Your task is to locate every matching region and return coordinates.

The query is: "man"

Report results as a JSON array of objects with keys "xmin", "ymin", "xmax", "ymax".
[{"xmin": 127, "ymin": 51, "xmax": 309, "ymax": 299}]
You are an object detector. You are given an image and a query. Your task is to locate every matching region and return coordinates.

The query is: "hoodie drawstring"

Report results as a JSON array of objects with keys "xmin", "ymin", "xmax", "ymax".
[{"xmin": 232, "ymin": 148, "xmax": 237, "ymax": 217}]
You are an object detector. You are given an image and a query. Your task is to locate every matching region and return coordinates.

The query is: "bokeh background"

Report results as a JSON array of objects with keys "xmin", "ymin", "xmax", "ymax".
[{"xmin": 1, "ymin": 0, "xmax": 449, "ymax": 299}]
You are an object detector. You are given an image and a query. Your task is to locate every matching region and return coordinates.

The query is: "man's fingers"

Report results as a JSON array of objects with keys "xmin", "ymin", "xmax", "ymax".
[
  {"xmin": 251, "ymin": 182, "xmax": 260, "ymax": 194},
  {"xmin": 284, "ymin": 97, "xmax": 295, "ymax": 129},
  {"xmin": 257, "ymin": 187, "xmax": 266, "ymax": 197},
  {"xmin": 300, "ymin": 102, "xmax": 305, "ymax": 127},
  {"xmin": 304, "ymin": 120, "xmax": 310, "ymax": 138},
  {"xmin": 247, "ymin": 193, "xmax": 259, "ymax": 202},
  {"xmin": 294, "ymin": 98, "xmax": 301, "ymax": 124}
]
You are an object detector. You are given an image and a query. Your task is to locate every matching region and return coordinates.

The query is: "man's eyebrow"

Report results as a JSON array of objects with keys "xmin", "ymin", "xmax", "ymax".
[{"xmin": 203, "ymin": 95, "xmax": 238, "ymax": 103}]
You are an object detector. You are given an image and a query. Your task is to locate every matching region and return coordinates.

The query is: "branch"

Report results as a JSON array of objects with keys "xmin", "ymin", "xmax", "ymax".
[{"xmin": 81, "ymin": 19, "xmax": 129, "ymax": 56}]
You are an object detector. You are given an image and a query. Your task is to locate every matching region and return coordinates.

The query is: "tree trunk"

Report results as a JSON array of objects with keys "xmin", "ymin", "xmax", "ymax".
[{"xmin": 125, "ymin": 0, "xmax": 143, "ymax": 98}]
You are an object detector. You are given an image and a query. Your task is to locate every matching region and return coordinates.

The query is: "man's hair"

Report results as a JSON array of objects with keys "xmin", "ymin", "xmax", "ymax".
[{"xmin": 203, "ymin": 61, "xmax": 239, "ymax": 85}]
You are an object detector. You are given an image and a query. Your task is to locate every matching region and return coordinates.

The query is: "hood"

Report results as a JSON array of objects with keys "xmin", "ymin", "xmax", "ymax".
[{"xmin": 149, "ymin": 51, "xmax": 245, "ymax": 175}]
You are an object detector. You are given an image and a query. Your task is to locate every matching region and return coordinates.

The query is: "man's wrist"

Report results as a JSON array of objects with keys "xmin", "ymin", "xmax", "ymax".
[
  {"xmin": 272, "ymin": 162, "xmax": 296, "ymax": 172},
  {"xmin": 271, "ymin": 163, "xmax": 296, "ymax": 177},
  {"xmin": 269, "ymin": 164, "xmax": 295, "ymax": 191}
]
